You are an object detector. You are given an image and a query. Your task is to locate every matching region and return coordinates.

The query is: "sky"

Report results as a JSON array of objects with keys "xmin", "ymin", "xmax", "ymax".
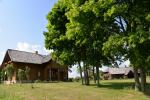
[
  {"xmin": 0, "ymin": 0, "xmax": 79, "ymax": 78},
  {"xmin": 0, "ymin": 0, "xmax": 56, "ymax": 58}
]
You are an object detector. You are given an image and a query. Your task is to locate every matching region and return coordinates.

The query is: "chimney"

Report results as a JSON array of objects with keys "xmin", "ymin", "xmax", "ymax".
[{"xmin": 35, "ymin": 51, "xmax": 38, "ymax": 54}]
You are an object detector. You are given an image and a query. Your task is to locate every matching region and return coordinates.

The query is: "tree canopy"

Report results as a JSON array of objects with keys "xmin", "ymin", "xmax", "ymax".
[{"xmin": 45, "ymin": 0, "xmax": 150, "ymax": 91}]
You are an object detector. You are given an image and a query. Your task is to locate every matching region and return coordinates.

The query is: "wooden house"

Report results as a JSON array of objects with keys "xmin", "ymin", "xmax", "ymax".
[
  {"xmin": 1, "ymin": 49, "xmax": 68, "ymax": 82},
  {"xmin": 102, "ymin": 67, "xmax": 134, "ymax": 80}
]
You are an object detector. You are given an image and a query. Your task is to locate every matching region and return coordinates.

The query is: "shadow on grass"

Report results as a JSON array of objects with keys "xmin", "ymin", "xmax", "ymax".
[
  {"xmin": 89, "ymin": 81, "xmax": 150, "ymax": 97},
  {"xmin": 144, "ymin": 84, "xmax": 150, "ymax": 97}
]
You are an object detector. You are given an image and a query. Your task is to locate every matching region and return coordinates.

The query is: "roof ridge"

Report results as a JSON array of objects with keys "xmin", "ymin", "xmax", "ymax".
[
  {"xmin": 5, "ymin": 49, "xmax": 51, "ymax": 64},
  {"xmin": 7, "ymin": 49, "xmax": 45, "ymax": 56}
]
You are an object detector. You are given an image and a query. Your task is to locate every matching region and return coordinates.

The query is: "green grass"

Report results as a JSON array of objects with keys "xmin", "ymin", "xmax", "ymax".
[{"xmin": 0, "ymin": 79, "xmax": 150, "ymax": 100}]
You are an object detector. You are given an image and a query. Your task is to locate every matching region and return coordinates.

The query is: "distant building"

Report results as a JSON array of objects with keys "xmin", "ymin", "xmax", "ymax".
[
  {"xmin": 102, "ymin": 67, "xmax": 134, "ymax": 80},
  {"xmin": 1, "ymin": 49, "xmax": 68, "ymax": 83}
]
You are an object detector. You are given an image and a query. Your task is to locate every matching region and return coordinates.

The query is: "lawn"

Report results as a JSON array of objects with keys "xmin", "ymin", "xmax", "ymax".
[{"xmin": 0, "ymin": 79, "xmax": 150, "ymax": 100}]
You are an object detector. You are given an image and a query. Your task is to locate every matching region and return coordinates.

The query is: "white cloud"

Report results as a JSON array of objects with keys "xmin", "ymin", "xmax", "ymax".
[{"xmin": 16, "ymin": 42, "xmax": 52, "ymax": 55}]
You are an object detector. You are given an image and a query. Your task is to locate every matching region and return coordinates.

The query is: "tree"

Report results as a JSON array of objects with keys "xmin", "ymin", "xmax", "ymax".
[
  {"xmin": 44, "ymin": 0, "xmax": 88, "ymax": 85},
  {"xmin": 45, "ymin": 0, "xmax": 149, "ymax": 90},
  {"xmin": 45, "ymin": 0, "xmax": 119, "ymax": 86},
  {"xmin": 65, "ymin": 0, "xmax": 119, "ymax": 86},
  {"xmin": 5, "ymin": 64, "xmax": 14, "ymax": 81},
  {"xmin": 102, "ymin": 0, "xmax": 150, "ymax": 92}
]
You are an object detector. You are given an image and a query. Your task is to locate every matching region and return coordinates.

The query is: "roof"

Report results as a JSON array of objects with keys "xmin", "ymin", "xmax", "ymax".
[
  {"xmin": 105, "ymin": 67, "xmax": 133, "ymax": 75},
  {"xmin": 5, "ymin": 49, "xmax": 51, "ymax": 64}
]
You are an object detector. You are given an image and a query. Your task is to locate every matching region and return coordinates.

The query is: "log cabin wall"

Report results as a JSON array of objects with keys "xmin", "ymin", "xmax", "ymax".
[
  {"xmin": 44, "ymin": 60, "xmax": 68, "ymax": 81},
  {"xmin": 13, "ymin": 62, "xmax": 45, "ymax": 81},
  {"xmin": 11, "ymin": 61, "xmax": 68, "ymax": 81}
]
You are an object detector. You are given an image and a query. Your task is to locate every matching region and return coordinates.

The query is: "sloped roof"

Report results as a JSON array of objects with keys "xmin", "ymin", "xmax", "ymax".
[
  {"xmin": 6, "ymin": 49, "xmax": 51, "ymax": 64},
  {"xmin": 108, "ymin": 67, "xmax": 133, "ymax": 75}
]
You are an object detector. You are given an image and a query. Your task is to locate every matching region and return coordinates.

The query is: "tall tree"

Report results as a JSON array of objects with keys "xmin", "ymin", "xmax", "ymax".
[
  {"xmin": 45, "ymin": 0, "xmax": 119, "ymax": 86},
  {"xmin": 65, "ymin": 0, "xmax": 119, "ymax": 86},
  {"xmin": 44, "ymin": 0, "xmax": 88, "ymax": 85},
  {"xmin": 102, "ymin": 0, "xmax": 150, "ymax": 92}
]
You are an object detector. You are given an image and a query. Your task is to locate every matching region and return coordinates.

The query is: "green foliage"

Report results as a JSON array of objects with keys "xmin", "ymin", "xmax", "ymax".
[
  {"xmin": 0, "ymin": 69, "xmax": 2, "ymax": 82},
  {"xmin": 45, "ymin": 0, "xmax": 119, "ymax": 67},
  {"xmin": 0, "ymin": 69, "xmax": 5, "ymax": 81},
  {"xmin": 25, "ymin": 66, "xmax": 30, "ymax": 80},
  {"xmin": 102, "ymin": 0, "xmax": 150, "ymax": 69},
  {"xmin": 45, "ymin": 0, "xmax": 150, "ymax": 88},
  {"xmin": 17, "ymin": 69, "xmax": 25, "ymax": 82},
  {"xmin": 5, "ymin": 64, "xmax": 14, "ymax": 80}
]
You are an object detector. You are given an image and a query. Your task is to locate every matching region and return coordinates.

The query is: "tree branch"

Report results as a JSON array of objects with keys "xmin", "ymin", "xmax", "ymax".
[{"xmin": 118, "ymin": 16, "xmax": 126, "ymax": 33}]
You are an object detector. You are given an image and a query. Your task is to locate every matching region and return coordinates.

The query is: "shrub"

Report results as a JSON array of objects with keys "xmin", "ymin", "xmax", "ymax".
[
  {"xmin": 74, "ymin": 77, "xmax": 80, "ymax": 82},
  {"xmin": 4, "ymin": 64, "xmax": 14, "ymax": 81},
  {"xmin": 17, "ymin": 69, "xmax": 25, "ymax": 83},
  {"xmin": 25, "ymin": 66, "xmax": 30, "ymax": 80},
  {"xmin": 34, "ymin": 80, "xmax": 42, "ymax": 83},
  {"xmin": 0, "ymin": 69, "xmax": 5, "ymax": 82},
  {"xmin": 68, "ymin": 78, "xmax": 73, "ymax": 82}
]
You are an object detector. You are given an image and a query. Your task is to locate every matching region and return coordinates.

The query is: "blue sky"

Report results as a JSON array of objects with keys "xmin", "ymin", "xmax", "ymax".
[
  {"xmin": 0, "ymin": 0, "xmax": 56, "ymax": 61},
  {"xmin": 0, "ymin": 0, "xmax": 79, "ymax": 78}
]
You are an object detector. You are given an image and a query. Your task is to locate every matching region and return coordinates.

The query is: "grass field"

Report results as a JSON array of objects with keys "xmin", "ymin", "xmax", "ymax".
[{"xmin": 0, "ymin": 79, "xmax": 150, "ymax": 100}]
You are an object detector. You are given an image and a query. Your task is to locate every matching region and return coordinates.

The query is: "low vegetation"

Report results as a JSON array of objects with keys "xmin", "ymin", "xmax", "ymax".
[{"xmin": 0, "ymin": 79, "xmax": 149, "ymax": 100}]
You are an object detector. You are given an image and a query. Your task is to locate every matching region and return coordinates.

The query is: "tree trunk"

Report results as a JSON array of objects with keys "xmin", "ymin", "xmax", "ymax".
[
  {"xmin": 96, "ymin": 65, "xmax": 100, "ymax": 86},
  {"xmin": 140, "ymin": 68, "xmax": 146, "ymax": 92},
  {"xmin": 85, "ymin": 66, "xmax": 89, "ymax": 85},
  {"xmin": 78, "ymin": 62, "xmax": 84, "ymax": 85},
  {"xmin": 83, "ymin": 65, "xmax": 87, "ymax": 85},
  {"xmin": 134, "ymin": 67, "xmax": 141, "ymax": 91},
  {"xmin": 83, "ymin": 64, "xmax": 89, "ymax": 85},
  {"xmin": 144, "ymin": 70, "xmax": 146, "ymax": 84},
  {"xmin": 92, "ymin": 66, "xmax": 96, "ymax": 83}
]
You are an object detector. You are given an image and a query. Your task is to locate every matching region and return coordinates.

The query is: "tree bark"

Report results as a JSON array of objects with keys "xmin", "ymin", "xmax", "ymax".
[
  {"xmin": 134, "ymin": 67, "xmax": 141, "ymax": 91},
  {"xmin": 140, "ymin": 68, "xmax": 146, "ymax": 92},
  {"xmin": 144, "ymin": 70, "xmax": 146, "ymax": 84},
  {"xmin": 85, "ymin": 66, "xmax": 89, "ymax": 85},
  {"xmin": 78, "ymin": 62, "xmax": 84, "ymax": 85},
  {"xmin": 92, "ymin": 66, "xmax": 96, "ymax": 83},
  {"xmin": 83, "ymin": 64, "xmax": 89, "ymax": 85},
  {"xmin": 96, "ymin": 65, "xmax": 100, "ymax": 86}
]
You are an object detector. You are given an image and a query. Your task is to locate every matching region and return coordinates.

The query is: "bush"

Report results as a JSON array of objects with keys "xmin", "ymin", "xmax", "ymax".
[
  {"xmin": 17, "ymin": 69, "xmax": 25, "ymax": 83},
  {"xmin": 5, "ymin": 64, "xmax": 14, "ymax": 81},
  {"xmin": 68, "ymin": 78, "xmax": 73, "ymax": 82},
  {"xmin": 25, "ymin": 66, "xmax": 30, "ymax": 80},
  {"xmin": 34, "ymin": 80, "xmax": 42, "ymax": 83},
  {"xmin": 74, "ymin": 77, "xmax": 80, "ymax": 82}
]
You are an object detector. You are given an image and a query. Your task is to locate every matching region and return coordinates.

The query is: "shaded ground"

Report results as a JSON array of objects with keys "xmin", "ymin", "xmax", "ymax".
[
  {"xmin": 91, "ymin": 79, "xmax": 150, "ymax": 96},
  {"xmin": 0, "ymin": 79, "xmax": 149, "ymax": 100}
]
